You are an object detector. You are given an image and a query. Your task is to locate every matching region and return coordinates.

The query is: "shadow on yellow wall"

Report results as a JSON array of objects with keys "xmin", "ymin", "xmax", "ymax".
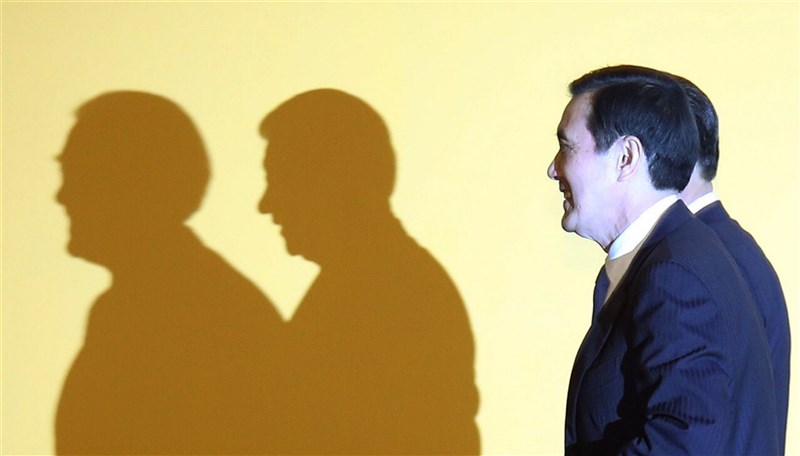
[
  {"xmin": 54, "ymin": 90, "xmax": 480, "ymax": 454},
  {"xmin": 54, "ymin": 91, "xmax": 285, "ymax": 453}
]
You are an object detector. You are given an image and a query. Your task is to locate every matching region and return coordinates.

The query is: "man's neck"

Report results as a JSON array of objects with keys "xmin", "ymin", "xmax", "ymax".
[
  {"xmin": 603, "ymin": 189, "xmax": 676, "ymax": 252},
  {"xmin": 607, "ymin": 193, "xmax": 677, "ymax": 258},
  {"xmin": 313, "ymin": 212, "xmax": 405, "ymax": 268},
  {"xmin": 680, "ymin": 168, "xmax": 714, "ymax": 206}
]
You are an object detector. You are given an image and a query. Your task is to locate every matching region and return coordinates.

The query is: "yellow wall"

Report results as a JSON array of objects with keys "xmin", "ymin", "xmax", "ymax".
[{"xmin": 2, "ymin": 2, "xmax": 797, "ymax": 454}]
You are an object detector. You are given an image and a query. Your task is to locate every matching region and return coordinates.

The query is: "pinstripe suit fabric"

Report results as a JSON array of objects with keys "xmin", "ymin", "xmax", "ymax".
[
  {"xmin": 695, "ymin": 201, "xmax": 790, "ymax": 453},
  {"xmin": 565, "ymin": 202, "xmax": 779, "ymax": 455}
]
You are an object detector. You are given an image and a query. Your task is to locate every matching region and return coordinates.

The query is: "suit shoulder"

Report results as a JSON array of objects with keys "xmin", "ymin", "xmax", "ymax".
[
  {"xmin": 627, "ymin": 215, "xmax": 754, "ymax": 317},
  {"xmin": 641, "ymin": 215, "xmax": 731, "ymax": 275},
  {"xmin": 706, "ymin": 216, "xmax": 782, "ymax": 282}
]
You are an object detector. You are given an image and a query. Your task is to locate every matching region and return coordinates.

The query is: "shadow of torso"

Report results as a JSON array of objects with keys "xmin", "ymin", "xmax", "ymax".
[
  {"xmin": 56, "ymin": 227, "xmax": 284, "ymax": 454},
  {"xmin": 283, "ymin": 217, "xmax": 480, "ymax": 455}
]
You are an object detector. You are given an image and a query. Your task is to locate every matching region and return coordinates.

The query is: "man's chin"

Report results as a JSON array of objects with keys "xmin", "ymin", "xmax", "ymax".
[
  {"xmin": 560, "ymin": 213, "xmax": 578, "ymax": 234},
  {"xmin": 65, "ymin": 237, "xmax": 108, "ymax": 266},
  {"xmin": 283, "ymin": 239, "xmax": 325, "ymax": 265},
  {"xmin": 282, "ymin": 238, "xmax": 308, "ymax": 259},
  {"xmin": 65, "ymin": 237, "xmax": 82, "ymax": 257},
  {"xmin": 284, "ymin": 244, "xmax": 301, "ymax": 257},
  {"xmin": 65, "ymin": 240, "xmax": 94, "ymax": 263}
]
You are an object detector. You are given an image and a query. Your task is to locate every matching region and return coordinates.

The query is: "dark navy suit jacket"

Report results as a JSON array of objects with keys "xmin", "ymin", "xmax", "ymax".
[
  {"xmin": 565, "ymin": 202, "xmax": 779, "ymax": 455},
  {"xmin": 695, "ymin": 200, "xmax": 790, "ymax": 452}
]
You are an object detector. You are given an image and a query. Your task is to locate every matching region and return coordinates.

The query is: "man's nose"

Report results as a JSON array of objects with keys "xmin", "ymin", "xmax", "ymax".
[{"xmin": 547, "ymin": 159, "xmax": 558, "ymax": 180}]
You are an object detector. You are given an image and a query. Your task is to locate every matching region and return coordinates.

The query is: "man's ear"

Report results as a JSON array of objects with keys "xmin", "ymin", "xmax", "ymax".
[{"xmin": 616, "ymin": 135, "xmax": 644, "ymax": 182}]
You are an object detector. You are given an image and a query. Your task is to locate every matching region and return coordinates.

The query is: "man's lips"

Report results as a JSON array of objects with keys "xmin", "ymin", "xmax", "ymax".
[{"xmin": 559, "ymin": 182, "xmax": 572, "ymax": 202}]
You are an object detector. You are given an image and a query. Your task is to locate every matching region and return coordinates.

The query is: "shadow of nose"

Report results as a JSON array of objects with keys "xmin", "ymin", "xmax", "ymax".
[
  {"xmin": 258, "ymin": 191, "xmax": 270, "ymax": 214},
  {"xmin": 55, "ymin": 185, "xmax": 67, "ymax": 206}
]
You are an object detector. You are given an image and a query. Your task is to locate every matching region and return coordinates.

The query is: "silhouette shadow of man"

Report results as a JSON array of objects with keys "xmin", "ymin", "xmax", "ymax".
[
  {"xmin": 55, "ymin": 91, "xmax": 284, "ymax": 454},
  {"xmin": 257, "ymin": 89, "xmax": 480, "ymax": 454}
]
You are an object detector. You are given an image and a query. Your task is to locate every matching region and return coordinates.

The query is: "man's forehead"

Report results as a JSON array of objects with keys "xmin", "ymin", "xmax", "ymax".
[
  {"xmin": 559, "ymin": 95, "xmax": 591, "ymax": 131},
  {"xmin": 56, "ymin": 124, "xmax": 86, "ymax": 161},
  {"xmin": 59, "ymin": 119, "xmax": 114, "ymax": 158},
  {"xmin": 262, "ymin": 140, "xmax": 300, "ymax": 169}
]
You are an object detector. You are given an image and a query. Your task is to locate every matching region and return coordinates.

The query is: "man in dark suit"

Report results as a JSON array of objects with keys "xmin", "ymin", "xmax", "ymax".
[
  {"xmin": 677, "ymin": 78, "xmax": 790, "ymax": 452},
  {"xmin": 546, "ymin": 66, "xmax": 778, "ymax": 454}
]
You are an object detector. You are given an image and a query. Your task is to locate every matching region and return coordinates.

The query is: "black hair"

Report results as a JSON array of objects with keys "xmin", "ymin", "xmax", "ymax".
[
  {"xmin": 673, "ymin": 76, "xmax": 719, "ymax": 181},
  {"xmin": 569, "ymin": 65, "xmax": 699, "ymax": 191}
]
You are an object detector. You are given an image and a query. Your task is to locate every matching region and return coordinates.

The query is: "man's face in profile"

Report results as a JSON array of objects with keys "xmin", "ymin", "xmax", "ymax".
[
  {"xmin": 547, "ymin": 93, "xmax": 618, "ymax": 244},
  {"xmin": 56, "ymin": 122, "xmax": 108, "ymax": 260},
  {"xmin": 258, "ymin": 139, "xmax": 334, "ymax": 261},
  {"xmin": 56, "ymin": 120, "xmax": 142, "ymax": 263}
]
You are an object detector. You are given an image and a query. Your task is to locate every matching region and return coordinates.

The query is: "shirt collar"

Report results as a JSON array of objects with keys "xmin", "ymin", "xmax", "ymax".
[
  {"xmin": 687, "ymin": 191, "xmax": 720, "ymax": 214},
  {"xmin": 607, "ymin": 194, "xmax": 678, "ymax": 260}
]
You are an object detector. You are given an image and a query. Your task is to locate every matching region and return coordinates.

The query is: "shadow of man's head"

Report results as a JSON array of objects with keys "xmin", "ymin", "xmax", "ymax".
[
  {"xmin": 56, "ymin": 91, "xmax": 209, "ymax": 266},
  {"xmin": 257, "ymin": 89, "xmax": 396, "ymax": 263}
]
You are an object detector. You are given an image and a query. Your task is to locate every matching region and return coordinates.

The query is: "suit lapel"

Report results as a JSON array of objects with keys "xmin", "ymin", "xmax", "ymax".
[
  {"xmin": 565, "ymin": 202, "xmax": 692, "ymax": 442},
  {"xmin": 564, "ymin": 277, "xmax": 629, "ymax": 443}
]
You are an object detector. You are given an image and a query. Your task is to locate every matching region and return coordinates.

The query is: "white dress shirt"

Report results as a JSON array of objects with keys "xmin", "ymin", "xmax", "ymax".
[{"xmin": 686, "ymin": 191, "xmax": 720, "ymax": 214}]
